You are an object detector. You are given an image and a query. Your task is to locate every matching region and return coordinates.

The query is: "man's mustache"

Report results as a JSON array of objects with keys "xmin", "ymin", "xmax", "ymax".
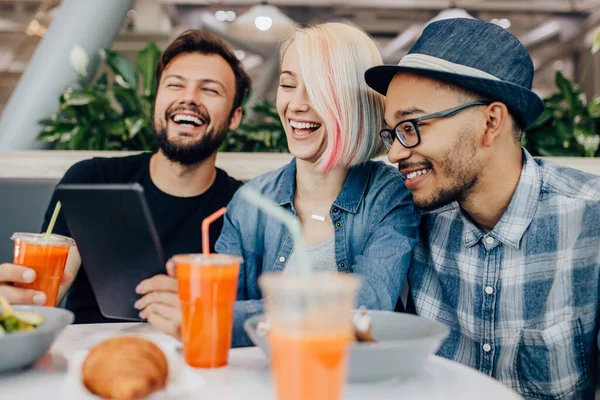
[{"xmin": 398, "ymin": 161, "xmax": 433, "ymax": 172}]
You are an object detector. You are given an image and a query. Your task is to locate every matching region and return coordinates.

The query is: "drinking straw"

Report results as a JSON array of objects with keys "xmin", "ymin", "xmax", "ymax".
[
  {"xmin": 202, "ymin": 207, "xmax": 227, "ymax": 255},
  {"xmin": 239, "ymin": 187, "xmax": 311, "ymax": 278},
  {"xmin": 44, "ymin": 201, "xmax": 62, "ymax": 242}
]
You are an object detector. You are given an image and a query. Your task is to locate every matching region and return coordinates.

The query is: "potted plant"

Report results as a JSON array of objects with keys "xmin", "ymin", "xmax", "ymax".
[
  {"xmin": 38, "ymin": 43, "xmax": 161, "ymax": 150},
  {"xmin": 524, "ymin": 28, "xmax": 600, "ymax": 157}
]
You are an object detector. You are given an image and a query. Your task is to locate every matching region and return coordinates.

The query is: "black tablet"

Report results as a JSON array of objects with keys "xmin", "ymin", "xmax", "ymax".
[{"xmin": 55, "ymin": 183, "xmax": 165, "ymax": 321}]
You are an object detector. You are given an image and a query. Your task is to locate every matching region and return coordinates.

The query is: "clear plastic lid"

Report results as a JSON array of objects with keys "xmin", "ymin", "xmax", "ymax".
[
  {"xmin": 11, "ymin": 232, "xmax": 74, "ymax": 247},
  {"xmin": 170, "ymin": 254, "xmax": 243, "ymax": 266}
]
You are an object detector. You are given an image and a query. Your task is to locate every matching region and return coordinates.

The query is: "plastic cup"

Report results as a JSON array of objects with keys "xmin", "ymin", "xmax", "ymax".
[
  {"xmin": 172, "ymin": 254, "xmax": 242, "ymax": 368},
  {"xmin": 259, "ymin": 272, "xmax": 361, "ymax": 400},
  {"xmin": 11, "ymin": 233, "xmax": 74, "ymax": 307}
]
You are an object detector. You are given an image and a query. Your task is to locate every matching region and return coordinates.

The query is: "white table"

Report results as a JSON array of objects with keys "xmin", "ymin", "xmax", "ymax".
[{"xmin": 0, "ymin": 323, "xmax": 522, "ymax": 399}]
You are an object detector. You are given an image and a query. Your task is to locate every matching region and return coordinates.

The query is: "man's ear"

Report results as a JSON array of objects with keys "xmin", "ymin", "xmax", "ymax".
[
  {"xmin": 482, "ymin": 102, "xmax": 510, "ymax": 147},
  {"xmin": 228, "ymin": 107, "xmax": 243, "ymax": 131}
]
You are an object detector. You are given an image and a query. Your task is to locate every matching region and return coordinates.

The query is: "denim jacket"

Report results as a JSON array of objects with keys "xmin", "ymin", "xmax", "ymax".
[{"xmin": 216, "ymin": 159, "xmax": 420, "ymax": 347}]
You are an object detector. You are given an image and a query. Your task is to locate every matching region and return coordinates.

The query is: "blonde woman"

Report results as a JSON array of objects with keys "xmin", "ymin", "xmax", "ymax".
[{"xmin": 217, "ymin": 22, "xmax": 420, "ymax": 347}]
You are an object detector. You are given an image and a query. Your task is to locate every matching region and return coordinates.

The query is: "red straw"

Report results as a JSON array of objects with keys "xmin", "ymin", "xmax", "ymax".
[{"xmin": 202, "ymin": 207, "xmax": 227, "ymax": 255}]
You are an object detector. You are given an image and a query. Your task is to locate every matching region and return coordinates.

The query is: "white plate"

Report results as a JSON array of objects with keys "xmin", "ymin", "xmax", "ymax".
[{"xmin": 60, "ymin": 337, "xmax": 204, "ymax": 399}]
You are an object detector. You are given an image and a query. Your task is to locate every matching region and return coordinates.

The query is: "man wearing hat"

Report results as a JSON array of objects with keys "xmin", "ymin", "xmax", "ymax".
[{"xmin": 366, "ymin": 18, "xmax": 599, "ymax": 398}]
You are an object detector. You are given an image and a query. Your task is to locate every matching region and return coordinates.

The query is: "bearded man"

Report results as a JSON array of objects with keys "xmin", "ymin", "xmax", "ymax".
[{"xmin": 0, "ymin": 30, "xmax": 251, "ymax": 328}]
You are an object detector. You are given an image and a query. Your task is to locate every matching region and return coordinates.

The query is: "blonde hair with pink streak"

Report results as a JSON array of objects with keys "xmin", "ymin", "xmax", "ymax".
[{"xmin": 280, "ymin": 22, "xmax": 386, "ymax": 172}]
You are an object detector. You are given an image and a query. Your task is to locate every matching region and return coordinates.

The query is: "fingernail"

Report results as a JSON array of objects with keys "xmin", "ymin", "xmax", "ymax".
[
  {"xmin": 135, "ymin": 285, "xmax": 142, "ymax": 294},
  {"xmin": 134, "ymin": 300, "xmax": 141, "ymax": 309},
  {"xmin": 32, "ymin": 293, "xmax": 46, "ymax": 305},
  {"xmin": 22, "ymin": 270, "xmax": 35, "ymax": 283},
  {"xmin": 139, "ymin": 312, "xmax": 145, "ymax": 319}
]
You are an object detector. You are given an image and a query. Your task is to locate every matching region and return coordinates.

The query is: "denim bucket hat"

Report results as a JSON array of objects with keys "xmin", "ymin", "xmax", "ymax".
[{"xmin": 365, "ymin": 18, "xmax": 544, "ymax": 129}]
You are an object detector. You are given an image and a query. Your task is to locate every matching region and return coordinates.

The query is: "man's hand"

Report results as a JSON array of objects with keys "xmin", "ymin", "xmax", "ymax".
[
  {"xmin": 0, "ymin": 263, "xmax": 73, "ymax": 305},
  {"xmin": 135, "ymin": 262, "xmax": 181, "ymax": 339}
]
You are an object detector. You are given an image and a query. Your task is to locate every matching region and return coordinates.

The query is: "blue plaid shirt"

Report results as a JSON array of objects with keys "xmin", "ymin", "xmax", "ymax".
[{"xmin": 410, "ymin": 149, "xmax": 600, "ymax": 400}]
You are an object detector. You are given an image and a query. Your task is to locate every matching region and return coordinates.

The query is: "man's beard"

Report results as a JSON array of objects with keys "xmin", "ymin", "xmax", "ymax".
[
  {"xmin": 154, "ymin": 104, "xmax": 229, "ymax": 167},
  {"xmin": 402, "ymin": 126, "xmax": 481, "ymax": 211}
]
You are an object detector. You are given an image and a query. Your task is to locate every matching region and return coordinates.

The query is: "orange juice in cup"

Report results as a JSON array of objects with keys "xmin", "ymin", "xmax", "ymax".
[
  {"xmin": 270, "ymin": 331, "xmax": 352, "ymax": 400},
  {"xmin": 173, "ymin": 254, "xmax": 241, "ymax": 368},
  {"xmin": 11, "ymin": 233, "xmax": 73, "ymax": 307},
  {"xmin": 260, "ymin": 272, "xmax": 360, "ymax": 400}
]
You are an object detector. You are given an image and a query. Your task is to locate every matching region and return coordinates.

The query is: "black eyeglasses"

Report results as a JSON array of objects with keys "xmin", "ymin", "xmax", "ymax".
[{"xmin": 380, "ymin": 101, "xmax": 491, "ymax": 150}]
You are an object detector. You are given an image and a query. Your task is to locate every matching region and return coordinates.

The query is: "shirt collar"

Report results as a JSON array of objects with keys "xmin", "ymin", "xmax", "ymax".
[
  {"xmin": 274, "ymin": 159, "xmax": 297, "ymax": 206},
  {"xmin": 273, "ymin": 158, "xmax": 372, "ymax": 214},
  {"xmin": 462, "ymin": 148, "xmax": 541, "ymax": 249}
]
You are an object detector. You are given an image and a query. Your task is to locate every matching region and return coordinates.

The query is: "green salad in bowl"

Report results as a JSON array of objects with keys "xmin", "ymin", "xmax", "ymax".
[{"xmin": 0, "ymin": 295, "xmax": 45, "ymax": 334}]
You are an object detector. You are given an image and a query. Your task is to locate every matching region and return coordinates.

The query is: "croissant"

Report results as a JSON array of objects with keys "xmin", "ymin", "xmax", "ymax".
[{"xmin": 82, "ymin": 336, "xmax": 169, "ymax": 400}]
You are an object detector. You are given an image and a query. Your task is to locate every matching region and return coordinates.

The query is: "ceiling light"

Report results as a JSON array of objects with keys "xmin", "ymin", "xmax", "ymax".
[
  {"xmin": 216, "ymin": 10, "xmax": 237, "ymax": 22},
  {"xmin": 230, "ymin": 2, "xmax": 296, "ymax": 43},
  {"xmin": 215, "ymin": 10, "xmax": 228, "ymax": 22},
  {"xmin": 226, "ymin": 11, "xmax": 237, "ymax": 22},
  {"xmin": 255, "ymin": 15, "xmax": 272, "ymax": 31}
]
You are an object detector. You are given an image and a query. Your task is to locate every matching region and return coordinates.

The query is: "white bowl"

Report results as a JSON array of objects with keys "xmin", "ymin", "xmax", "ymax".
[
  {"xmin": 0, "ymin": 305, "xmax": 73, "ymax": 373},
  {"xmin": 244, "ymin": 310, "xmax": 449, "ymax": 383}
]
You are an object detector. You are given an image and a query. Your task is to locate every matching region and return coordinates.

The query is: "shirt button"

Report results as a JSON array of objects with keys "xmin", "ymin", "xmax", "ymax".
[
  {"xmin": 485, "ymin": 236, "xmax": 495, "ymax": 245},
  {"xmin": 339, "ymin": 262, "xmax": 347, "ymax": 269},
  {"xmin": 332, "ymin": 207, "xmax": 339, "ymax": 213},
  {"xmin": 336, "ymin": 221, "xmax": 343, "ymax": 228},
  {"xmin": 278, "ymin": 256, "xmax": 286, "ymax": 263},
  {"xmin": 485, "ymin": 286, "xmax": 494, "ymax": 295},
  {"xmin": 483, "ymin": 343, "xmax": 492, "ymax": 353}
]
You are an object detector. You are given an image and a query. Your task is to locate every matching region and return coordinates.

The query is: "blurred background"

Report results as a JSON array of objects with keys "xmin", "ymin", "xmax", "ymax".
[{"xmin": 0, "ymin": 0, "xmax": 598, "ymax": 155}]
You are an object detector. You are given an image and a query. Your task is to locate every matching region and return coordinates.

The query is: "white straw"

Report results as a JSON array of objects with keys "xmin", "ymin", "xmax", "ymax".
[{"xmin": 239, "ymin": 186, "xmax": 311, "ymax": 278}]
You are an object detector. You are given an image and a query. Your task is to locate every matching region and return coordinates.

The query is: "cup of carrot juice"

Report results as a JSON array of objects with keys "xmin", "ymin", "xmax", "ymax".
[
  {"xmin": 11, "ymin": 233, "xmax": 74, "ymax": 307},
  {"xmin": 259, "ymin": 271, "xmax": 361, "ymax": 400},
  {"xmin": 172, "ymin": 254, "xmax": 241, "ymax": 368}
]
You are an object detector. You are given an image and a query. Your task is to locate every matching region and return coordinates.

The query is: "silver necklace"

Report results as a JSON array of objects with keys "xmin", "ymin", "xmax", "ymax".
[
  {"xmin": 296, "ymin": 191, "xmax": 329, "ymax": 223},
  {"xmin": 310, "ymin": 214, "xmax": 326, "ymax": 222}
]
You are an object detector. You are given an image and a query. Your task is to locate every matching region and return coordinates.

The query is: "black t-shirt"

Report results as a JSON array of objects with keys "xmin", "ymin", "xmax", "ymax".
[{"xmin": 41, "ymin": 152, "xmax": 243, "ymax": 324}]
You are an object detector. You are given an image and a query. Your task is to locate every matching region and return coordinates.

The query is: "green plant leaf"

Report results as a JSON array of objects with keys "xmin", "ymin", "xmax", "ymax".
[
  {"xmin": 125, "ymin": 117, "xmax": 145, "ymax": 139},
  {"xmin": 112, "ymin": 86, "xmax": 140, "ymax": 115},
  {"xmin": 39, "ymin": 113, "xmax": 77, "ymax": 127},
  {"xmin": 591, "ymin": 26, "xmax": 600, "ymax": 55},
  {"xmin": 527, "ymin": 108, "xmax": 554, "ymax": 130},
  {"xmin": 38, "ymin": 118, "xmax": 56, "ymax": 127},
  {"xmin": 545, "ymin": 93, "xmax": 563, "ymax": 105},
  {"xmin": 63, "ymin": 92, "xmax": 95, "ymax": 106},
  {"xmin": 555, "ymin": 71, "xmax": 575, "ymax": 117},
  {"xmin": 101, "ymin": 48, "xmax": 138, "ymax": 90},
  {"xmin": 101, "ymin": 120, "xmax": 125, "ymax": 136},
  {"xmin": 38, "ymin": 123, "xmax": 77, "ymax": 137},
  {"xmin": 588, "ymin": 96, "xmax": 600, "ymax": 118},
  {"xmin": 136, "ymin": 42, "xmax": 161, "ymax": 97},
  {"xmin": 556, "ymin": 120, "xmax": 574, "ymax": 140}
]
